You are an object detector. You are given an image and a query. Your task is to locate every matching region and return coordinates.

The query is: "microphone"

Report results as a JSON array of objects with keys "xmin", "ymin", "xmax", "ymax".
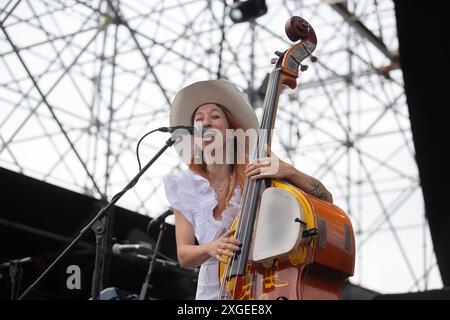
[
  {"xmin": 147, "ymin": 207, "xmax": 174, "ymax": 232},
  {"xmin": 112, "ymin": 243, "xmax": 153, "ymax": 255},
  {"xmin": 157, "ymin": 123, "xmax": 203, "ymax": 135}
]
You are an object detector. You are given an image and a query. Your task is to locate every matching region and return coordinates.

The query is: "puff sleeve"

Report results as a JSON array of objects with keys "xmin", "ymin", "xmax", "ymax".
[{"xmin": 163, "ymin": 172, "xmax": 195, "ymax": 226}]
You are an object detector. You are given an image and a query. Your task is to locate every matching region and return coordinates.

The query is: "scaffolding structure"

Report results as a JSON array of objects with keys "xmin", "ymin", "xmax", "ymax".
[{"xmin": 0, "ymin": 0, "xmax": 443, "ymax": 294}]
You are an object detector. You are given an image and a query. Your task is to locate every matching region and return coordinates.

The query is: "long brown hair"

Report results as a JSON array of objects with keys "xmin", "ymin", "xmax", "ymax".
[{"xmin": 188, "ymin": 104, "xmax": 248, "ymax": 203}]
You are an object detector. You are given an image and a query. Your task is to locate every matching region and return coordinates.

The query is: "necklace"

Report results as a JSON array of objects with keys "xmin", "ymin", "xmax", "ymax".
[{"xmin": 210, "ymin": 178, "xmax": 230, "ymax": 192}]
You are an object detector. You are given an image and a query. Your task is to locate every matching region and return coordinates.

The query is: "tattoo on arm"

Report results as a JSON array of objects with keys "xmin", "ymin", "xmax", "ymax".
[{"xmin": 309, "ymin": 180, "xmax": 333, "ymax": 203}]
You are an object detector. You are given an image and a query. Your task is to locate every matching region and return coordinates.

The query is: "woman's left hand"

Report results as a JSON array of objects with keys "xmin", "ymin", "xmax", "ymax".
[
  {"xmin": 245, "ymin": 145, "xmax": 293, "ymax": 180},
  {"xmin": 245, "ymin": 145, "xmax": 334, "ymax": 203}
]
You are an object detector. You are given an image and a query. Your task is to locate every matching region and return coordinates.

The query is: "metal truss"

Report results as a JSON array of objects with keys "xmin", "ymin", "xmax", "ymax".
[{"xmin": 0, "ymin": 0, "xmax": 442, "ymax": 294}]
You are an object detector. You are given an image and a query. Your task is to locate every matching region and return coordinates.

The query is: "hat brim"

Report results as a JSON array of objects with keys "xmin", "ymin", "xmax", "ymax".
[{"xmin": 170, "ymin": 80, "xmax": 259, "ymax": 131}]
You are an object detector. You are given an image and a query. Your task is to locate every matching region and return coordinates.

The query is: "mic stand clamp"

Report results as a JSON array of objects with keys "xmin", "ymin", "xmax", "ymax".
[
  {"xmin": 139, "ymin": 220, "xmax": 167, "ymax": 300},
  {"xmin": 0, "ymin": 257, "xmax": 32, "ymax": 300}
]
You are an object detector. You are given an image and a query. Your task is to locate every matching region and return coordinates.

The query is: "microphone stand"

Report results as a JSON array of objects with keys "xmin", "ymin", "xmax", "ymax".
[
  {"xmin": 18, "ymin": 137, "xmax": 176, "ymax": 300},
  {"xmin": 139, "ymin": 220, "xmax": 167, "ymax": 300},
  {"xmin": 90, "ymin": 212, "xmax": 109, "ymax": 300},
  {"xmin": 0, "ymin": 257, "xmax": 32, "ymax": 300}
]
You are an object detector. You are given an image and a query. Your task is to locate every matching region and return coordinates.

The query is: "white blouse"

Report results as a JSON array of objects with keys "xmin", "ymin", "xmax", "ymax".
[{"xmin": 163, "ymin": 170, "xmax": 241, "ymax": 300}]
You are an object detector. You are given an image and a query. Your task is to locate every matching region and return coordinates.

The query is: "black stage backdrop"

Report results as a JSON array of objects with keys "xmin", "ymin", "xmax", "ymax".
[
  {"xmin": 394, "ymin": 0, "xmax": 450, "ymax": 286},
  {"xmin": 0, "ymin": 166, "xmax": 197, "ymax": 300}
]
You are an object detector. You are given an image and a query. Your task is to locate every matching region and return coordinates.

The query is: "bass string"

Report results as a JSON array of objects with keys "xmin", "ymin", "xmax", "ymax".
[
  {"xmin": 219, "ymin": 109, "xmax": 264, "ymax": 298},
  {"xmin": 219, "ymin": 70, "xmax": 280, "ymax": 299},
  {"xmin": 232, "ymin": 70, "xmax": 279, "ymax": 279},
  {"xmin": 218, "ymin": 178, "xmax": 250, "ymax": 299},
  {"xmin": 220, "ymin": 24, "xmax": 320, "ymax": 301},
  {"xmin": 219, "ymin": 176, "xmax": 254, "ymax": 299}
]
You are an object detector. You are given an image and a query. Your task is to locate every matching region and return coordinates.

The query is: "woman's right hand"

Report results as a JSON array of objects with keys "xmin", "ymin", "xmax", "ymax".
[{"xmin": 207, "ymin": 229, "xmax": 241, "ymax": 263}]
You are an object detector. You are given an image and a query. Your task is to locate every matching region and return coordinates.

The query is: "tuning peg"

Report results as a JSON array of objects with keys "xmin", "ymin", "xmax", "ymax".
[
  {"xmin": 300, "ymin": 64, "xmax": 308, "ymax": 71},
  {"xmin": 310, "ymin": 55, "xmax": 318, "ymax": 62}
]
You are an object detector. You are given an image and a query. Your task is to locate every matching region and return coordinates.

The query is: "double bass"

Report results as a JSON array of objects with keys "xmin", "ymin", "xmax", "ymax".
[{"xmin": 218, "ymin": 16, "xmax": 355, "ymax": 300}]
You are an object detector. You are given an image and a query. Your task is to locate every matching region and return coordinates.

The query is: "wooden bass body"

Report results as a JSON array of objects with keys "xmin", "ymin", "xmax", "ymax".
[{"xmin": 219, "ymin": 179, "xmax": 355, "ymax": 300}]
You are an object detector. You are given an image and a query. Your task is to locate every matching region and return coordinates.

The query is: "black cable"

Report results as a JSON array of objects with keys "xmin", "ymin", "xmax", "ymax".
[
  {"xmin": 102, "ymin": 128, "xmax": 163, "ymax": 204},
  {"xmin": 135, "ymin": 128, "xmax": 160, "ymax": 172},
  {"xmin": 113, "ymin": 126, "xmax": 172, "ymax": 198}
]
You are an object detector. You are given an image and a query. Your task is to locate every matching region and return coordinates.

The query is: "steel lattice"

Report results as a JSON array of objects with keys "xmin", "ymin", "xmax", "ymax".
[{"xmin": 0, "ymin": 0, "xmax": 442, "ymax": 293}]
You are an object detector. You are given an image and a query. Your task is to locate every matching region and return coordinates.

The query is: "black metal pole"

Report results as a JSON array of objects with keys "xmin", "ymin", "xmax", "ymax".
[
  {"xmin": 18, "ymin": 137, "xmax": 176, "ymax": 300},
  {"xmin": 139, "ymin": 221, "xmax": 167, "ymax": 300}
]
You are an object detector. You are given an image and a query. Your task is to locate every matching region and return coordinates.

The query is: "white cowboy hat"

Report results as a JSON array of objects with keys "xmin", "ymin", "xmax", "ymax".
[{"xmin": 170, "ymin": 79, "xmax": 259, "ymax": 131}]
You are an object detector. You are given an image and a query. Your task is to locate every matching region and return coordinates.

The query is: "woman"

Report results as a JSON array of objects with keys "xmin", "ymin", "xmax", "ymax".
[{"xmin": 164, "ymin": 80, "xmax": 333, "ymax": 300}]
